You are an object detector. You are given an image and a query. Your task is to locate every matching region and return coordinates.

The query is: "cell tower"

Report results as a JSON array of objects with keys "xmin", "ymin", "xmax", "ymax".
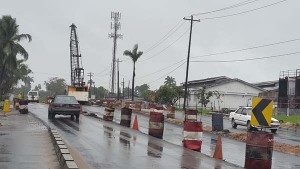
[{"xmin": 108, "ymin": 12, "xmax": 123, "ymax": 95}]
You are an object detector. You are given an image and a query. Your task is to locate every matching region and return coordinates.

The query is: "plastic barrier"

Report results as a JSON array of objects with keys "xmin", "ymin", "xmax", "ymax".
[
  {"xmin": 244, "ymin": 131, "xmax": 274, "ymax": 169},
  {"xmin": 120, "ymin": 107, "xmax": 132, "ymax": 127},
  {"xmin": 148, "ymin": 112, "xmax": 164, "ymax": 139},
  {"xmin": 212, "ymin": 113, "xmax": 223, "ymax": 131},
  {"xmin": 185, "ymin": 109, "xmax": 197, "ymax": 121},
  {"xmin": 167, "ymin": 106, "xmax": 175, "ymax": 118},
  {"xmin": 183, "ymin": 121, "xmax": 203, "ymax": 151}
]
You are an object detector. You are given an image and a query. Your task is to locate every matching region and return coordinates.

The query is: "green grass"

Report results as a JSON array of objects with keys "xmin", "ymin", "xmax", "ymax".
[{"xmin": 273, "ymin": 115, "xmax": 300, "ymax": 123}]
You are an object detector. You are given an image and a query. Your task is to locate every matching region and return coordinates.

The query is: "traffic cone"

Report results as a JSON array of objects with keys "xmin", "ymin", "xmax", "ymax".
[
  {"xmin": 2, "ymin": 100, "xmax": 11, "ymax": 112},
  {"xmin": 213, "ymin": 134, "xmax": 223, "ymax": 160},
  {"xmin": 132, "ymin": 115, "xmax": 139, "ymax": 130}
]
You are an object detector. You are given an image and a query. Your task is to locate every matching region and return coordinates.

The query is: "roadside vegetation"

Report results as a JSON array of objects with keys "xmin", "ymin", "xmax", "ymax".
[
  {"xmin": 0, "ymin": 15, "xmax": 32, "ymax": 100},
  {"xmin": 273, "ymin": 115, "xmax": 300, "ymax": 123}
]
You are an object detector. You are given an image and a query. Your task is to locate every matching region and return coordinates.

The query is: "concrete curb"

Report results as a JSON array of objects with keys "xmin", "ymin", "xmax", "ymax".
[
  {"xmin": 49, "ymin": 129, "xmax": 79, "ymax": 169},
  {"xmin": 29, "ymin": 111, "xmax": 80, "ymax": 169}
]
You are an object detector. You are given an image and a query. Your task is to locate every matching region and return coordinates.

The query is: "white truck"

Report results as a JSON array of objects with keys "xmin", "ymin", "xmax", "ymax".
[{"xmin": 27, "ymin": 91, "xmax": 39, "ymax": 103}]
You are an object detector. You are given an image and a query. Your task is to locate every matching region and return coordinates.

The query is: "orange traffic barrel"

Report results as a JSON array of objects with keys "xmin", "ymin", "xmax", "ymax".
[
  {"xmin": 244, "ymin": 131, "xmax": 274, "ymax": 169},
  {"xmin": 182, "ymin": 121, "xmax": 203, "ymax": 151},
  {"xmin": 148, "ymin": 112, "xmax": 164, "ymax": 139},
  {"xmin": 185, "ymin": 109, "xmax": 198, "ymax": 121},
  {"xmin": 149, "ymin": 103, "xmax": 156, "ymax": 109},
  {"xmin": 120, "ymin": 107, "xmax": 132, "ymax": 127},
  {"xmin": 155, "ymin": 105, "xmax": 163, "ymax": 110},
  {"xmin": 135, "ymin": 102, "xmax": 141, "ymax": 112},
  {"xmin": 103, "ymin": 102, "xmax": 115, "ymax": 121},
  {"xmin": 167, "ymin": 106, "xmax": 175, "ymax": 118},
  {"xmin": 212, "ymin": 113, "xmax": 223, "ymax": 131}
]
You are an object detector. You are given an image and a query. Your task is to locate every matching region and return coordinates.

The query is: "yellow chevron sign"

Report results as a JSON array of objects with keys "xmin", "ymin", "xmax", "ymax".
[{"xmin": 251, "ymin": 97, "xmax": 273, "ymax": 127}]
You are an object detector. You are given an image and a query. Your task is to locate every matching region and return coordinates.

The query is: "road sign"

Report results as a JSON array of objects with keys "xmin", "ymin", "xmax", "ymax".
[{"xmin": 251, "ymin": 97, "xmax": 273, "ymax": 127}]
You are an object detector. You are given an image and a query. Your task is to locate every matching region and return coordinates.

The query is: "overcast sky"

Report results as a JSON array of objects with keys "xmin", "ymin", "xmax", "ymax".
[{"xmin": 1, "ymin": 0, "xmax": 300, "ymax": 90}]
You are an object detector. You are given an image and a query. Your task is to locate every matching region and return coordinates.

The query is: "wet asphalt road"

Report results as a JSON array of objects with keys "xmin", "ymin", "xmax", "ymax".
[
  {"xmin": 28, "ymin": 103, "xmax": 241, "ymax": 169},
  {"xmin": 82, "ymin": 105, "xmax": 300, "ymax": 169},
  {"xmin": 173, "ymin": 110, "xmax": 300, "ymax": 146}
]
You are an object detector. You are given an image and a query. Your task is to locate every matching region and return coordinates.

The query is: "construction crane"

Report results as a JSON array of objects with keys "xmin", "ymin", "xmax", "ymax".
[{"xmin": 67, "ymin": 23, "xmax": 89, "ymax": 104}]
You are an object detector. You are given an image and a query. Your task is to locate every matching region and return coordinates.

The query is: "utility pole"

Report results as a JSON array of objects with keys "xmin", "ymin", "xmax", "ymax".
[
  {"xmin": 128, "ymin": 80, "xmax": 130, "ymax": 99},
  {"xmin": 109, "ymin": 12, "xmax": 123, "ymax": 95},
  {"xmin": 93, "ymin": 82, "xmax": 96, "ymax": 98},
  {"xmin": 183, "ymin": 15, "xmax": 200, "ymax": 115},
  {"xmin": 87, "ymin": 72, "xmax": 94, "ymax": 99},
  {"xmin": 116, "ymin": 59, "xmax": 122, "ymax": 100},
  {"xmin": 122, "ymin": 78, "xmax": 125, "ymax": 99}
]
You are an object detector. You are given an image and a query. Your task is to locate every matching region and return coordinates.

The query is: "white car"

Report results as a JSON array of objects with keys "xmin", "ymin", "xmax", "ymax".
[{"xmin": 229, "ymin": 107, "xmax": 280, "ymax": 133}]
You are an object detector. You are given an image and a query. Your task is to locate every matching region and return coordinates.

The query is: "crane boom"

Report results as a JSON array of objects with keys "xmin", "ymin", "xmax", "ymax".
[
  {"xmin": 70, "ymin": 23, "xmax": 84, "ymax": 86},
  {"xmin": 67, "ymin": 23, "xmax": 88, "ymax": 103}
]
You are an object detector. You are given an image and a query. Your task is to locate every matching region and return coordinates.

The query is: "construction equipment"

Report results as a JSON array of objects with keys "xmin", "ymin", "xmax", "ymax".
[{"xmin": 67, "ymin": 23, "xmax": 88, "ymax": 104}]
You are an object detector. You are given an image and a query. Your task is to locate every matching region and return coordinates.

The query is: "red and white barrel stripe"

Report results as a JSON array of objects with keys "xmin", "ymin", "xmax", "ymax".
[
  {"xmin": 183, "ymin": 121, "xmax": 203, "ymax": 151},
  {"xmin": 103, "ymin": 107, "xmax": 115, "ymax": 121}
]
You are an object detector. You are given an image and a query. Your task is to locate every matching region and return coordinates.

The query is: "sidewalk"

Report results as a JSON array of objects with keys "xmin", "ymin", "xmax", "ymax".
[{"xmin": 0, "ymin": 109, "xmax": 60, "ymax": 169}]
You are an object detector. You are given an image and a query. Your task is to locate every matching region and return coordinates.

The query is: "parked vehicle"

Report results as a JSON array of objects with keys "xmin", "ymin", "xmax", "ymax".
[
  {"xmin": 48, "ymin": 95, "xmax": 80, "ymax": 120},
  {"xmin": 229, "ymin": 107, "xmax": 280, "ymax": 133},
  {"xmin": 27, "ymin": 91, "xmax": 39, "ymax": 103}
]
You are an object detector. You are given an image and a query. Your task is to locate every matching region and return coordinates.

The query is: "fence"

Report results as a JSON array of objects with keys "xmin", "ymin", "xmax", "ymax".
[{"xmin": 274, "ymin": 108, "xmax": 300, "ymax": 116}]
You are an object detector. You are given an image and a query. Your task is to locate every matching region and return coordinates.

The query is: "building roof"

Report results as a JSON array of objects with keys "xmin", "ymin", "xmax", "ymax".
[
  {"xmin": 182, "ymin": 76, "xmax": 265, "ymax": 91},
  {"xmin": 253, "ymin": 80, "xmax": 278, "ymax": 92}
]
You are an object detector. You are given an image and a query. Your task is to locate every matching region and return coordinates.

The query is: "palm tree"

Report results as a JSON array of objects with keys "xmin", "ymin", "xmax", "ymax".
[
  {"xmin": 164, "ymin": 76, "xmax": 176, "ymax": 86},
  {"xmin": 0, "ymin": 15, "xmax": 32, "ymax": 96},
  {"xmin": 123, "ymin": 44, "xmax": 143, "ymax": 101}
]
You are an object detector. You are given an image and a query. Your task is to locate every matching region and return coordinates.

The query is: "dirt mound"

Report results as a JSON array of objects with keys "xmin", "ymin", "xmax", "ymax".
[
  {"xmin": 226, "ymin": 132, "xmax": 300, "ymax": 156},
  {"xmin": 280, "ymin": 122, "xmax": 300, "ymax": 130},
  {"xmin": 227, "ymin": 133, "xmax": 247, "ymax": 142}
]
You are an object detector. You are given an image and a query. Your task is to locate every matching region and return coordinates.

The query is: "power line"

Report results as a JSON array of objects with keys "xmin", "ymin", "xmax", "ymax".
[
  {"xmin": 144, "ymin": 20, "xmax": 187, "ymax": 54},
  {"xmin": 201, "ymin": 0, "xmax": 288, "ymax": 20},
  {"xmin": 139, "ymin": 23, "xmax": 199, "ymax": 63},
  {"xmin": 137, "ymin": 59, "xmax": 186, "ymax": 79},
  {"xmin": 139, "ymin": 28, "xmax": 190, "ymax": 62},
  {"xmin": 191, "ymin": 51, "xmax": 300, "ymax": 63},
  {"xmin": 192, "ymin": 0, "xmax": 261, "ymax": 16},
  {"xmin": 94, "ymin": 65, "xmax": 111, "ymax": 75},
  {"xmin": 191, "ymin": 38, "xmax": 300, "ymax": 58},
  {"xmin": 143, "ymin": 61, "xmax": 186, "ymax": 85}
]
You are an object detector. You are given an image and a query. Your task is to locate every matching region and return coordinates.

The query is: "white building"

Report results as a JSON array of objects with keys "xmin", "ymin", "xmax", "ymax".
[{"xmin": 177, "ymin": 76, "xmax": 265, "ymax": 112}]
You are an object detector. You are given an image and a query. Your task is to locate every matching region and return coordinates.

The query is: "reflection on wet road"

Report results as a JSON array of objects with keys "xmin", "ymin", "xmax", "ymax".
[
  {"xmin": 83, "ymin": 105, "xmax": 300, "ymax": 169},
  {"xmin": 174, "ymin": 110, "xmax": 300, "ymax": 146},
  {"xmin": 29, "ymin": 103, "xmax": 240, "ymax": 169}
]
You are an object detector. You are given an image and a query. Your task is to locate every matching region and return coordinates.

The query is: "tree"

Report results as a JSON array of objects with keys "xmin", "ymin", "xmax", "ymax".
[
  {"xmin": 213, "ymin": 91, "xmax": 222, "ymax": 111},
  {"xmin": 95, "ymin": 86, "xmax": 109, "ymax": 99},
  {"xmin": 44, "ymin": 77, "xmax": 67, "ymax": 96},
  {"xmin": 164, "ymin": 76, "xmax": 176, "ymax": 86},
  {"xmin": 135, "ymin": 84, "xmax": 150, "ymax": 96},
  {"xmin": 33, "ymin": 84, "xmax": 42, "ymax": 91},
  {"xmin": 0, "ymin": 15, "xmax": 32, "ymax": 97},
  {"xmin": 156, "ymin": 85, "xmax": 178, "ymax": 105},
  {"xmin": 123, "ymin": 44, "xmax": 143, "ymax": 101},
  {"xmin": 196, "ymin": 88, "xmax": 213, "ymax": 109}
]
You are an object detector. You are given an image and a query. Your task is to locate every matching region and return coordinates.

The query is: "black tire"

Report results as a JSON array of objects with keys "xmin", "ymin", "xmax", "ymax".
[
  {"xmin": 51, "ymin": 113, "xmax": 56, "ymax": 119},
  {"xmin": 71, "ymin": 115, "xmax": 75, "ymax": 119},
  {"xmin": 75, "ymin": 113, "xmax": 80, "ymax": 120},
  {"xmin": 271, "ymin": 129, "xmax": 277, "ymax": 134},
  {"xmin": 231, "ymin": 118, "xmax": 237, "ymax": 128},
  {"xmin": 247, "ymin": 121, "xmax": 252, "ymax": 131}
]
